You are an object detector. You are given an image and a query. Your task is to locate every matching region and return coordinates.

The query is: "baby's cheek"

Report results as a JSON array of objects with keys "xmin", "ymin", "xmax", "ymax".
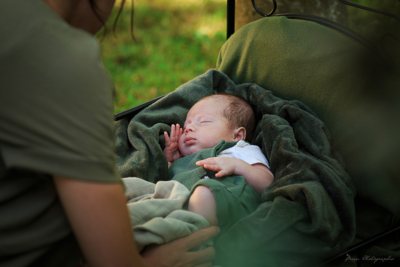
[
  {"xmin": 178, "ymin": 143, "xmax": 190, "ymax": 157},
  {"xmin": 178, "ymin": 144, "xmax": 185, "ymax": 156}
]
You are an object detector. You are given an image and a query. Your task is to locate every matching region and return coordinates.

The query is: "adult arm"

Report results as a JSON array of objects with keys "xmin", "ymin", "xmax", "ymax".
[
  {"xmin": 54, "ymin": 176, "xmax": 148, "ymax": 267},
  {"xmin": 54, "ymin": 176, "xmax": 219, "ymax": 267}
]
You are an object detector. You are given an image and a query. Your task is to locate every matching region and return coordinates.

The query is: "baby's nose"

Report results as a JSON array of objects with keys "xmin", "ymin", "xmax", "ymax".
[{"xmin": 185, "ymin": 125, "xmax": 194, "ymax": 133}]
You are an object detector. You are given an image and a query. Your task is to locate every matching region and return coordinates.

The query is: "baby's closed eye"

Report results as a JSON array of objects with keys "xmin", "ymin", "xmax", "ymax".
[{"xmin": 200, "ymin": 117, "xmax": 213, "ymax": 123}]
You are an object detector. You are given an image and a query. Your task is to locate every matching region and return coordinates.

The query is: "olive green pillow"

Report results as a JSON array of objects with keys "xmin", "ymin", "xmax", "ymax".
[{"xmin": 217, "ymin": 16, "xmax": 400, "ymax": 225}]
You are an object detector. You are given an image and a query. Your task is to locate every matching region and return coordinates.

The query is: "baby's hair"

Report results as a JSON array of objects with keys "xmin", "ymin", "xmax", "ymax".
[{"xmin": 198, "ymin": 93, "xmax": 256, "ymax": 142}]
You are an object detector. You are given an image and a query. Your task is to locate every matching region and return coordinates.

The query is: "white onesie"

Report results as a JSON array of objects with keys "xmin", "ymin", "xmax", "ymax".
[{"xmin": 217, "ymin": 140, "xmax": 270, "ymax": 168}]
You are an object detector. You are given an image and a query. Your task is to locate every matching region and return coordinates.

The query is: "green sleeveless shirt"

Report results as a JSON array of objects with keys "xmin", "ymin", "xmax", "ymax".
[{"xmin": 0, "ymin": 0, "xmax": 120, "ymax": 266}]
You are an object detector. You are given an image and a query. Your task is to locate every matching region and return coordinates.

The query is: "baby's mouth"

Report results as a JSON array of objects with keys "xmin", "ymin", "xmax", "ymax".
[{"xmin": 184, "ymin": 136, "xmax": 196, "ymax": 145}]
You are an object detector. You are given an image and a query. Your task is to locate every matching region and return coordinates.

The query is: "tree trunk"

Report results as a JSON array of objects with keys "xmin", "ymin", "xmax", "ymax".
[{"xmin": 235, "ymin": 0, "xmax": 349, "ymax": 31}]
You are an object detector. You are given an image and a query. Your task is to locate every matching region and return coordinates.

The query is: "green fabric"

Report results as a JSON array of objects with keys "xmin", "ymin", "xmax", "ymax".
[
  {"xmin": 0, "ymin": 0, "xmax": 120, "ymax": 266},
  {"xmin": 115, "ymin": 69, "xmax": 356, "ymax": 266},
  {"xmin": 169, "ymin": 140, "xmax": 261, "ymax": 237},
  {"xmin": 123, "ymin": 178, "xmax": 210, "ymax": 252},
  {"xmin": 216, "ymin": 16, "xmax": 400, "ymax": 266},
  {"xmin": 169, "ymin": 141, "xmax": 237, "ymax": 190}
]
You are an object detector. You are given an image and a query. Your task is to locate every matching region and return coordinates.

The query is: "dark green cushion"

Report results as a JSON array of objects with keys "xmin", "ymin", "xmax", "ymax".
[{"xmin": 217, "ymin": 16, "xmax": 400, "ymax": 258}]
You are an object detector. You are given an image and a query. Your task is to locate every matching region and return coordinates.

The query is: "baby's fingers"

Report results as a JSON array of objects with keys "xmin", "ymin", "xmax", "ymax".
[
  {"xmin": 174, "ymin": 124, "xmax": 181, "ymax": 139},
  {"xmin": 196, "ymin": 159, "xmax": 212, "ymax": 166},
  {"xmin": 196, "ymin": 158, "xmax": 218, "ymax": 166},
  {"xmin": 171, "ymin": 124, "xmax": 181, "ymax": 141},
  {"xmin": 164, "ymin": 131, "xmax": 171, "ymax": 146},
  {"xmin": 170, "ymin": 124, "xmax": 176, "ymax": 139},
  {"xmin": 178, "ymin": 127, "xmax": 183, "ymax": 139},
  {"xmin": 215, "ymin": 170, "xmax": 228, "ymax": 177},
  {"xmin": 197, "ymin": 162, "xmax": 222, "ymax": 172}
]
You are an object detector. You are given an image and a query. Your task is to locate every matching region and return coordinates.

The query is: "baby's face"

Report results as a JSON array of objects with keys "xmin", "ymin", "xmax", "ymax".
[{"xmin": 178, "ymin": 98, "xmax": 237, "ymax": 156}]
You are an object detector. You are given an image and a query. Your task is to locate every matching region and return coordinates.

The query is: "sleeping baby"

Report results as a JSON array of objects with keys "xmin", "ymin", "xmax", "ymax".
[{"xmin": 163, "ymin": 93, "xmax": 274, "ymax": 234}]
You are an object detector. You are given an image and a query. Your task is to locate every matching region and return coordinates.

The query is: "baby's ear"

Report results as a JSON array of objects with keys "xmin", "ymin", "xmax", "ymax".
[{"xmin": 233, "ymin": 127, "xmax": 246, "ymax": 141}]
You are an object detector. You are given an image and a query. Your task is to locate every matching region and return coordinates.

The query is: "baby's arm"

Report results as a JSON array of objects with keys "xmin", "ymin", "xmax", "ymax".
[
  {"xmin": 163, "ymin": 124, "xmax": 183, "ymax": 167},
  {"xmin": 196, "ymin": 157, "xmax": 274, "ymax": 195}
]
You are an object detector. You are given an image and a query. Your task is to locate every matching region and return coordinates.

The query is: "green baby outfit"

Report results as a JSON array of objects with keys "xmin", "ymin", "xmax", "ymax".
[{"xmin": 169, "ymin": 141, "xmax": 261, "ymax": 236}]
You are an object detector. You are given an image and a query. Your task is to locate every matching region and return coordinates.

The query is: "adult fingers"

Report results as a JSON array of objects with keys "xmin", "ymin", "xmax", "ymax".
[
  {"xmin": 186, "ymin": 247, "xmax": 216, "ymax": 266},
  {"xmin": 183, "ymin": 226, "xmax": 220, "ymax": 250},
  {"xmin": 194, "ymin": 262, "xmax": 213, "ymax": 267}
]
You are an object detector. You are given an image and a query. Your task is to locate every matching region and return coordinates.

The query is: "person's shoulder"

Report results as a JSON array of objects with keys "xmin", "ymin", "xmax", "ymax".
[
  {"xmin": 1, "ymin": 0, "xmax": 101, "ymax": 64},
  {"xmin": 35, "ymin": 10, "xmax": 102, "ymax": 67},
  {"xmin": 1, "ymin": 0, "xmax": 112, "ymax": 96}
]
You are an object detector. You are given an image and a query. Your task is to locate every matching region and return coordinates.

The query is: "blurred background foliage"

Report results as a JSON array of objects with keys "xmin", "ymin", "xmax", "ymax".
[
  {"xmin": 97, "ymin": 0, "xmax": 399, "ymax": 114},
  {"xmin": 98, "ymin": 0, "xmax": 226, "ymax": 113},
  {"xmin": 346, "ymin": 0, "xmax": 399, "ymax": 42}
]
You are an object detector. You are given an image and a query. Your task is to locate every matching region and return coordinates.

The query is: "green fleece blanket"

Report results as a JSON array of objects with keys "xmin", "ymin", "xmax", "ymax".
[
  {"xmin": 115, "ymin": 69, "xmax": 356, "ymax": 266},
  {"xmin": 122, "ymin": 177, "xmax": 210, "ymax": 252}
]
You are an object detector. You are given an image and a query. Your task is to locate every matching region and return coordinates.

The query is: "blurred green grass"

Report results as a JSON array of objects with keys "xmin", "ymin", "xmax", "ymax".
[
  {"xmin": 98, "ymin": 0, "xmax": 226, "ymax": 114},
  {"xmin": 100, "ymin": 0, "xmax": 399, "ymax": 114}
]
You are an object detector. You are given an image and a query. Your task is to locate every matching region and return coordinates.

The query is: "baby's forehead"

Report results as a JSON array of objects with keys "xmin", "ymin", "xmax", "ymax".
[
  {"xmin": 188, "ymin": 98, "xmax": 227, "ymax": 115},
  {"xmin": 195, "ymin": 96, "xmax": 229, "ymax": 109},
  {"xmin": 186, "ymin": 99, "xmax": 226, "ymax": 120}
]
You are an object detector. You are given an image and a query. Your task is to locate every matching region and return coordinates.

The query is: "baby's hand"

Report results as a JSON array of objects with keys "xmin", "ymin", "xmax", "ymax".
[
  {"xmin": 163, "ymin": 124, "xmax": 183, "ymax": 163},
  {"xmin": 196, "ymin": 157, "xmax": 238, "ymax": 177}
]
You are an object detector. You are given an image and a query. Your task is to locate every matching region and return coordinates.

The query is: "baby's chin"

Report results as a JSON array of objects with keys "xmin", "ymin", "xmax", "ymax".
[{"xmin": 180, "ymin": 146, "xmax": 201, "ymax": 157}]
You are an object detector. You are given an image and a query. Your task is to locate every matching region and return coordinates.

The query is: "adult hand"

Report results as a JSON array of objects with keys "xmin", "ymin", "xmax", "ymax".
[
  {"xmin": 164, "ymin": 124, "xmax": 183, "ymax": 163},
  {"xmin": 141, "ymin": 226, "xmax": 219, "ymax": 267}
]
